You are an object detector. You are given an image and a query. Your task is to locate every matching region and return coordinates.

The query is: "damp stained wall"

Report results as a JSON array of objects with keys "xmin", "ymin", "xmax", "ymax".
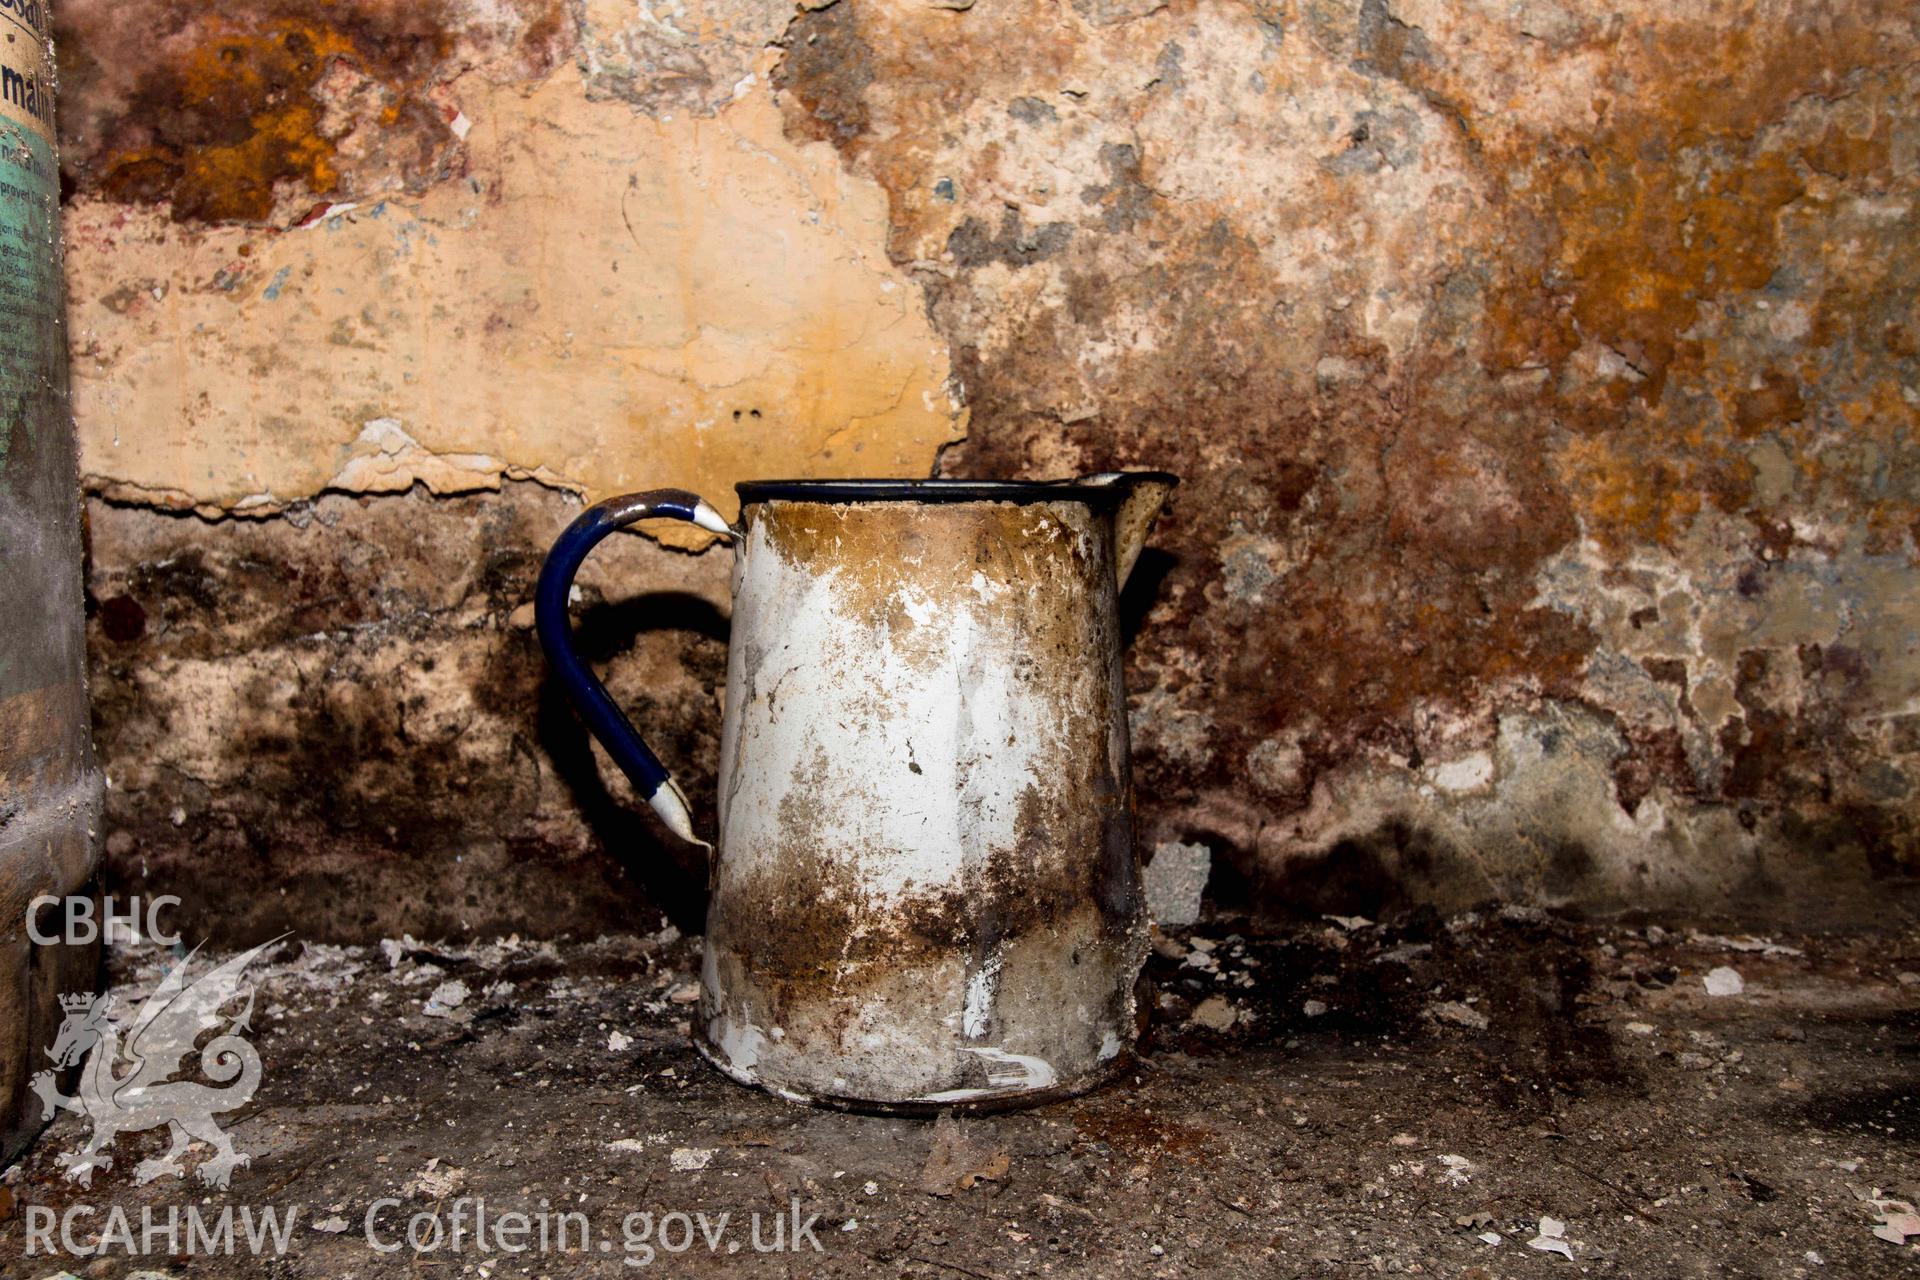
[{"xmin": 56, "ymin": 0, "xmax": 1920, "ymax": 939}]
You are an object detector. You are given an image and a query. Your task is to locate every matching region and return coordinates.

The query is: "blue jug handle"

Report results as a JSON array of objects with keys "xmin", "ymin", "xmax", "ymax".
[{"xmin": 535, "ymin": 489, "xmax": 734, "ymax": 849}]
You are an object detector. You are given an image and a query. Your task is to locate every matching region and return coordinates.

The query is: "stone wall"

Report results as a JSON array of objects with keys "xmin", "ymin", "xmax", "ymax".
[{"xmin": 59, "ymin": 0, "xmax": 1920, "ymax": 939}]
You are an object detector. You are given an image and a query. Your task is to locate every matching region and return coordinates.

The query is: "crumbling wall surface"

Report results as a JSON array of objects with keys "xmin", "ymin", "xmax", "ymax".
[
  {"xmin": 775, "ymin": 0, "xmax": 1920, "ymax": 924},
  {"xmin": 57, "ymin": 0, "xmax": 1920, "ymax": 936},
  {"xmin": 85, "ymin": 484, "xmax": 730, "ymax": 942}
]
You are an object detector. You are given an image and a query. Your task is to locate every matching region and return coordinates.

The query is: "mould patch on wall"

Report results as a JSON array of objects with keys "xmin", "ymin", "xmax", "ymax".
[
  {"xmin": 84, "ymin": 483, "xmax": 732, "ymax": 942},
  {"xmin": 774, "ymin": 0, "xmax": 1920, "ymax": 914}
]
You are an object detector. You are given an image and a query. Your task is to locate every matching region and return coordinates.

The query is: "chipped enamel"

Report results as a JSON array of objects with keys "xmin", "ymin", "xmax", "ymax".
[{"xmin": 692, "ymin": 482, "xmax": 1170, "ymax": 1109}]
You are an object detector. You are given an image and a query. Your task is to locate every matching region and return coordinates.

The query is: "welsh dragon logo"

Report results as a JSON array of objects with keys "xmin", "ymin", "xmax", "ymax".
[{"xmin": 31, "ymin": 939, "xmax": 283, "ymax": 1189}]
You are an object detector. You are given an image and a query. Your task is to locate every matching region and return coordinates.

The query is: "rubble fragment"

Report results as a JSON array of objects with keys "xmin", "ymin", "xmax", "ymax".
[
  {"xmin": 405, "ymin": 1159, "xmax": 465, "ymax": 1201},
  {"xmin": 919, "ymin": 1116, "xmax": 1010, "ymax": 1197},
  {"xmin": 1191, "ymin": 996, "xmax": 1238, "ymax": 1030},
  {"xmin": 1704, "ymin": 967, "xmax": 1745, "ymax": 997},
  {"xmin": 1144, "ymin": 841, "xmax": 1211, "ymax": 927},
  {"xmin": 1528, "ymin": 1216, "xmax": 1574, "ymax": 1259},
  {"xmin": 1426, "ymin": 1001, "xmax": 1489, "ymax": 1032},
  {"xmin": 422, "ymin": 979, "xmax": 470, "ymax": 1017},
  {"xmin": 1688, "ymin": 933, "xmax": 1803, "ymax": 957},
  {"xmin": 1868, "ymin": 1197, "xmax": 1920, "ymax": 1245}
]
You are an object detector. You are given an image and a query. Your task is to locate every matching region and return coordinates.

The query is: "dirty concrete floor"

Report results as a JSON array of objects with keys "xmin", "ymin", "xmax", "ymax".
[{"xmin": 2, "ymin": 911, "xmax": 1916, "ymax": 1277}]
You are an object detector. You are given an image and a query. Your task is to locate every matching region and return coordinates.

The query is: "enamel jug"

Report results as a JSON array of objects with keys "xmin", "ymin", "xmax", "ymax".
[{"xmin": 536, "ymin": 473, "xmax": 1176, "ymax": 1110}]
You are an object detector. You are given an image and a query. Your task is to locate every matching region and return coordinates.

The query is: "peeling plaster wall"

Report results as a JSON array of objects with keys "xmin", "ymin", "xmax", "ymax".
[
  {"xmin": 84, "ymin": 483, "xmax": 730, "ymax": 942},
  {"xmin": 57, "ymin": 0, "xmax": 1920, "ymax": 938},
  {"xmin": 64, "ymin": 45, "xmax": 963, "ymax": 529}
]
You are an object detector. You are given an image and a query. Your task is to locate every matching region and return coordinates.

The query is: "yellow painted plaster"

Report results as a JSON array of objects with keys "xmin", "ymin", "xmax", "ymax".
[{"xmin": 65, "ymin": 56, "xmax": 965, "ymax": 544}]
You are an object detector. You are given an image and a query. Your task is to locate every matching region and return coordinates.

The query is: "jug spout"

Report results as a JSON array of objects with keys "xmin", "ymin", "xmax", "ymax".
[{"xmin": 1083, "ymin": 471, "xmax": 1178, "ymax": 586}]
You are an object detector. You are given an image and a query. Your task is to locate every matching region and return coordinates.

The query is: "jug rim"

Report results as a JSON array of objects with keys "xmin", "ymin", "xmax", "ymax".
[{"xmin": 736, "ymin": 472, "xmax": 1177, "ymax": 508}]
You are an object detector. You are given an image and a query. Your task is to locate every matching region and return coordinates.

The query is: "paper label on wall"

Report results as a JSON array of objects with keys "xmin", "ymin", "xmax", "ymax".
[
  {"xmin": 0, "ymin": 0, "xmax": 73, "ymax": 703},
  {"xmin": 0, "ymin": 0, "xmax": 59, "ymax": 429},
  {"xmin": 0, "ymin": 0, "xmax": 53, "ymax": 139}
]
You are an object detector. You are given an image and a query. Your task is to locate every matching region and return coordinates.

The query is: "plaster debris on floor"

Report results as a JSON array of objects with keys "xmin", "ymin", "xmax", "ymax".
[{"xmin": 3, "ymin": 912, "xmax": 1914, "ymax": 1277}]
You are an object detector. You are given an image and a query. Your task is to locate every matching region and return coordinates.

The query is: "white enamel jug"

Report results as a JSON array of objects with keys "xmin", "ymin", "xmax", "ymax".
[{"xmin": 538, "ymin": 473, "xmax": 1175, "ymax": 1110}]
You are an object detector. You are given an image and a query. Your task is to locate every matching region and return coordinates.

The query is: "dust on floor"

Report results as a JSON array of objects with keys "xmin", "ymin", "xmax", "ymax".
[{"xmin": 1, "ymin": 910, "xmax": 1916, "ymax": 1277}]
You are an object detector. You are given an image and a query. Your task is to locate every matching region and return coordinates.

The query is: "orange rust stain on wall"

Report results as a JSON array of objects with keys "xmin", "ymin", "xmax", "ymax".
[
  {"xmin": 1464, "ymin": 10, "xmax": 1919, "ymax": 555},
  {"xmin": 57, "ymin": 0, "xmax": 488, "ymax": 223},
  {"xmin": 97, "ymin": 21, "xmax": 357, "ymax": 222},
  {"xmin": 1504, "ymin": 115, "xmax": 1804, "ymax": 552},
  {"xmin": 1519, "ymin": 145, "xmax": 1801, "ymax": 397}
]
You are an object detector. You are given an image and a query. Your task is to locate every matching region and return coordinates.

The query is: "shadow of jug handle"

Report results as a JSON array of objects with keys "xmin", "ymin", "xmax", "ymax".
[{"xmin": 535, "ymin": 489, "xmax": 735, "ymax": 851}]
